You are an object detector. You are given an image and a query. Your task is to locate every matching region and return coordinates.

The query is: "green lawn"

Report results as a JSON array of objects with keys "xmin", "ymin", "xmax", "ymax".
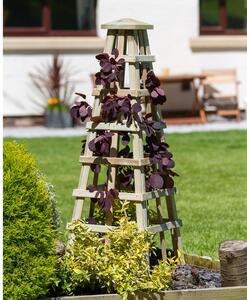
[{"xmin": 6, "ymin": 130, "xmax": 247, "ymax": 259}]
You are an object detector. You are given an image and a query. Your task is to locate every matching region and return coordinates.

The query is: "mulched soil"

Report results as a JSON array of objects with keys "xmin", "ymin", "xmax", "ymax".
[{"xmin": 170, "ymin": 264, "xmax": 221, "ymax": 290}]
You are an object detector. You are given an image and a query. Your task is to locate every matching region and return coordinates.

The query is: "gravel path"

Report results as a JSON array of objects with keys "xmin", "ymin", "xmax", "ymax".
[{"xmin": 3, "ymin": 121, "xmax": 247, "ymax": 138}]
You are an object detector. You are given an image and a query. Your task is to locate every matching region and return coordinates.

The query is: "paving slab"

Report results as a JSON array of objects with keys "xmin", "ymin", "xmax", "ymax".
[{"xmin": 3, "ymin": 121, "xmax": 247, "ymax": 138}]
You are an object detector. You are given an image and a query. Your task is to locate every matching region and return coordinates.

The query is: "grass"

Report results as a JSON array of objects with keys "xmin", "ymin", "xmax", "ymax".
[{"xmin": 6, "ymin": 130, "xmax": 247, "ymax": 259}]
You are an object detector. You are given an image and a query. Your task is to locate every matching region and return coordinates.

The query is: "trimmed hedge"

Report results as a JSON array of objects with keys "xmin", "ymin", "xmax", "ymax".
[{"xmin": 3, "ymin": 141, "xmax": 57, "ymax": 300}]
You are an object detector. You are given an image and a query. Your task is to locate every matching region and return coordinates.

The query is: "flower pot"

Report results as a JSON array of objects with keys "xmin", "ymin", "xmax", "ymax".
[{"xmin": 45, "ymin": 111, "xmax": 73, "ymax": 128}]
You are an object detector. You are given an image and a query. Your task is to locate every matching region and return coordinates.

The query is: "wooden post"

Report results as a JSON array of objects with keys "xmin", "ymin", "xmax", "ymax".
[{"xmin": 219, "ymin": 240, "xmax": 247, "ymax": 287}]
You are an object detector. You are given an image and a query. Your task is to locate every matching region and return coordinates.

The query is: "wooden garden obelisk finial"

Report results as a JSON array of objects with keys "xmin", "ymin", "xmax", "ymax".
[{"xmin": 71, "ymin": 18, "xmax": 183, "ymax": 260}]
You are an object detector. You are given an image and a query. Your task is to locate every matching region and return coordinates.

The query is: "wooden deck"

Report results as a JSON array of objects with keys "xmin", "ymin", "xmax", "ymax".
[{"xmin": 165, "ymin": 116, "xmax": 204, "ymax": 125}]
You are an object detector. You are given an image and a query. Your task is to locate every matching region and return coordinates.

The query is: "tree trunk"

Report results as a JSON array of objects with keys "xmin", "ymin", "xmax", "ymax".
[{"xmin": 219, "ymin": 240, "xmax": 247, "ymax": 287}]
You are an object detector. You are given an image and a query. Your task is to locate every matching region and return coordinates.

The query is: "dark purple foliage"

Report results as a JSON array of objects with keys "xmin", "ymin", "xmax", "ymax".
[
  {"xmin": 132, "ymin": 102, "xmax": 142, "ymax": 113},
  {"xmin": 101, "ymin": 93, "xmax": 140, "ymax": 127},
  {"xmin": 138, "ymin": 113, "xmax": 165, "ymax": 137},
  {"xmin": 121, "ymin": 133, "xmax": 130, "ymax": 145},
  {"xmin": 117, "ymin": 166, "xmax": 134, "ymax": 188},
  {"xmin": 76, "ymin": 49, "xmax": 177, "ymax": 200},
  {"xmin": 95, "ymin": 49, "xmax": 125, "ymax": 88},
  {"xmin": 88, "ymin": 132, "xmax": 114, "ymax": 156},
  {"xmin": 101, "ymin": 94, "xmax": 120, "ymax": 121},
  {"xmin": 118, "ymin": 146, "xmax": 131, "ymax": 158},
  {"xmin": 118, "ymin": 133, "xmax": 132, "ymax": 158},
  {"xmin": 90, "ymin": 164, "xmax": 101, "ymax": 173},
  {"xmin": 163, "ymin": 170, "xmax": 177, "ymax": 188},
  {"xmin": 148, "ymin": 173, "xmax": 164, "ymax": 189},
  {"xmin": 88, "ymin": 217, "xmax": 96, "ymax": 224},
  {"xmin": 145, "ymin": 135, "xmax": 175, "ymax": 169},
  {"xmin": 145, "ymin": 71, "xmax": 167, "ymax": 105},
  {"xmin": 70, "ymin": 93, "xmax": 92, "ymax": 122},
  {"xmin": 88, "ymin": 184, "xmax": 119, "ymax": 212}
]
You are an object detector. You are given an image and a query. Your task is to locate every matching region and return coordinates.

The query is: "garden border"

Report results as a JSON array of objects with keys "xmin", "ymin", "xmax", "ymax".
[
  {"xmin": 46, "ymin": 254, "xmax": 247, "ymax": 300},
  {"xmin": 47, "ymin": 287, "xmax": 247, "ymax": 300}
]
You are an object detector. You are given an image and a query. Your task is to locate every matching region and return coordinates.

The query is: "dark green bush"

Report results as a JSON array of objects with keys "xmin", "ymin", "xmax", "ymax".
[{"xmin": 3, "ymin": 141, "xmax": 57, "ymax": 300}]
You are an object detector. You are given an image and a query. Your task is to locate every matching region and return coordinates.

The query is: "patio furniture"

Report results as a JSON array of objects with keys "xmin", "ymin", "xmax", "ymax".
[
  {"xmin": 158, "ymin": 73, "xmax": 206, "ymax": 123},
  {"xmin": 200, "ymin": 69, "xmax": 241, "ymax": 122}
]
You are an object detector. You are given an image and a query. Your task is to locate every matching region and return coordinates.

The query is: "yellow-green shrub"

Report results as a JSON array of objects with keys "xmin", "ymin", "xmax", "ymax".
[
  {"xmin": 61, "ymin": 217, "xmax": 178, "ymax": 299},
  {"xmin": 3, "ymin": 141, "xmax": 57, "ymax": 300}
]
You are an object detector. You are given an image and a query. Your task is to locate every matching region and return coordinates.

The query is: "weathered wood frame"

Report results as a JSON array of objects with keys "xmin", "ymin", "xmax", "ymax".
[{"xmin": 71, "ymin": 19, "xmax": 182, "ymax": 259}]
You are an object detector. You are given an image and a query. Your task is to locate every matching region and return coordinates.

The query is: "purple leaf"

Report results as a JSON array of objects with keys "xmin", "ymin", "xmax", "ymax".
[
  {"xmin": 122, "ymin": 134, "xmax": 130, "ymax": 145},
  {"xmin": 155, "ymin": 87, "xmax": 165, "ymax": 96},
  {"xmin": 118, "ymin": 167, "xmax": 134, "ymax": 187},
  {"xmin": 145, "ymin": 71, "xmax": 166, "ymax": 105},
  {"xmin": 88, "ymin": 140, "xmax": 96, "ymax": 152},
  {"xmin": 87, "ymin": 106, "xmax": 92, "ymax": 116},
  {"xmin": 145, "ymin": 113, "xmax": 153, "ymax": 119},
  {"xmin": 70, "ymin": 99, "xmax": 92, "ymax": 122},
  {"xmin": 79, "ymin": 106, "xmax": 88, "ymax": 117},
  {"xmin": 103, "ymin": 198, "xmax": 112, "ymax": 212},
  {"xmin": 91, "ymin": 164, "xmax": 101, "ymax": 173},
  {"xmin": 132, "ymin": 102, "xmax": 142, "ymax": 113},
  {"xmin": 149, "ymin": 173, "xmax": 164, "ymax": 189},
  {"xmin": 110, "ymin": 57, "xmax": 117, "ymax": 65},
  {"xmin": 152, "ymin": 121, "xmax": 164, "ymax": 130},
  {"xmin": 102, "ymin": 62, "xmax": 112, "ymax": 73},
  {"xmin": 95, "ymin": 49, "xmax": 125, "ymax": 88},
  {"xmin": 96, "ymin": 53, "xmax": 109, "ymax": 60},
  {"xmin": 70, "ymin": 106, "xmax": 79, "ymax": 118},
  {"xmin": 151, "ymin": 89, "xmax": 159, "ymax": 98},
  {"xmin": 108, "ymin": 188, "xmax": 119, "ymax": 199},
  {"xmin": 88, "ymin": 185, "xmax": 96, "ymax": 192},
  {"xmin": 112, "ymin": 48, "xmax": 119, "ymax": 58},
  {"xmin": 105, "ymin": 132, "xmax": 115, "ymax": 138},
  {"xmin": 117, "ymin": 58, "xmax": 125, "ymax": 65},
  {"xmin": 88, "ymin": 217, "xmax": 96, "ymax": 224},
  {"xmin": 118, "ymin": 146, "xmax": 130, "ymax": 157}
]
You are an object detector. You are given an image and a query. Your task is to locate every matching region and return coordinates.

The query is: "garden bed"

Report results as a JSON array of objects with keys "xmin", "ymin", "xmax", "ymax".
[
  {"xmin": 46, "ymin": 287, "xmax": 247, "ymax": 300},
  {"xmin": 46, "ymin": 254, "xmax": 247, "ymax": 300}
]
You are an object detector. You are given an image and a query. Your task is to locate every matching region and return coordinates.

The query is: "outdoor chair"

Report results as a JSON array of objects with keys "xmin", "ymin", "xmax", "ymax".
[{"xmin": 200, "ymin": 69, "xmax": 241, "ymax": 122}]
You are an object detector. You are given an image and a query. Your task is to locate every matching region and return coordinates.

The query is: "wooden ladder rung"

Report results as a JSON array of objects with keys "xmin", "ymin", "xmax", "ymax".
[
  {"xmin": 86, "ymin": 223, "xmax": 116, "ymax": 233},
  {"xmin": 73, "ymin": 187, "xmax": 176, "ymax": 202},
  {"xmin": 146, "ymin": 219, "xmax": 182, "ymax": 233},
  {"xmin": 144, "ymin": 188, "xmax": 176, "ymax": 200},
  {"xmin": 73, "ymin": 189, "xmax": 144, "ymax": 201},
  {"xmin": 79, "ymin": 156, "xmax": 151, "ymax": 167},
  {"xmin": 86, "ymin": 121, "xmax": 140, "ymax": 132},
  {"xmin": 78, "ymin": 220, "xmax": 182, "ymax": 234},
  {"xmin": 118, "ymin": 54, "xmax": 155, "ymax": 63},
  {"xmin": 92, "ymin": 87, "xmax": 150, "ymax": 97}
]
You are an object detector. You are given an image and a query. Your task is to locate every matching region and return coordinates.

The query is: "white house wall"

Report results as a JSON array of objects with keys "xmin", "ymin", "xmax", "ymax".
[
  {"xmin": 3, "ymin": 53, "xmax": 99, "ymax": 116},
  {"xmin": 3, "ymin": 0, "xmax": 247, "ymax": 116},
  {"xmin": 98, "ymin": 0, "xmax": 247, "ymax": 110}
]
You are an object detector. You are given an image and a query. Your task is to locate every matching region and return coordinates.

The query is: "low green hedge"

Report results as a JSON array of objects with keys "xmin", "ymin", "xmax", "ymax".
[{"xmin": 3, "ymin": 141, "xmax": 58, "ymax": 300}]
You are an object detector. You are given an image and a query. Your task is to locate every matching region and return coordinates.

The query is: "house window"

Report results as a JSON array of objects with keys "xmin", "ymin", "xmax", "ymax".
[
  {"xmin": 3, "ymin": 0, "xmax": 97, "ymax": 36},
  {"xmin": 200, "ymin": 0, "xmax": 247, "ymax": 35}
]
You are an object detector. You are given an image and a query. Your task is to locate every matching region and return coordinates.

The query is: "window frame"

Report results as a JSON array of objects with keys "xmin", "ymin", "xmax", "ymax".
[
  {"xmin": 3, "ymin": 0, "xmax": 97, "ymax": 37},
  {"xmin": 200, "ymin": 0, "xmax": 247, "ymax": 35}
]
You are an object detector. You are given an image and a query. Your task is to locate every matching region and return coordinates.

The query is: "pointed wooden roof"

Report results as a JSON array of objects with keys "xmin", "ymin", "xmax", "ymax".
[{"xmin": 101, "ymin": 18, "xmax": 153, "ymax": 30}]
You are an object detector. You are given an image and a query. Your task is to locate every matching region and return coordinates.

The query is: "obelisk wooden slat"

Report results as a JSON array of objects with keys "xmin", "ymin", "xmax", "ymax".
[{"xmin": 71, "ymin": 18, "xmax": 183, "ymax": 259}]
